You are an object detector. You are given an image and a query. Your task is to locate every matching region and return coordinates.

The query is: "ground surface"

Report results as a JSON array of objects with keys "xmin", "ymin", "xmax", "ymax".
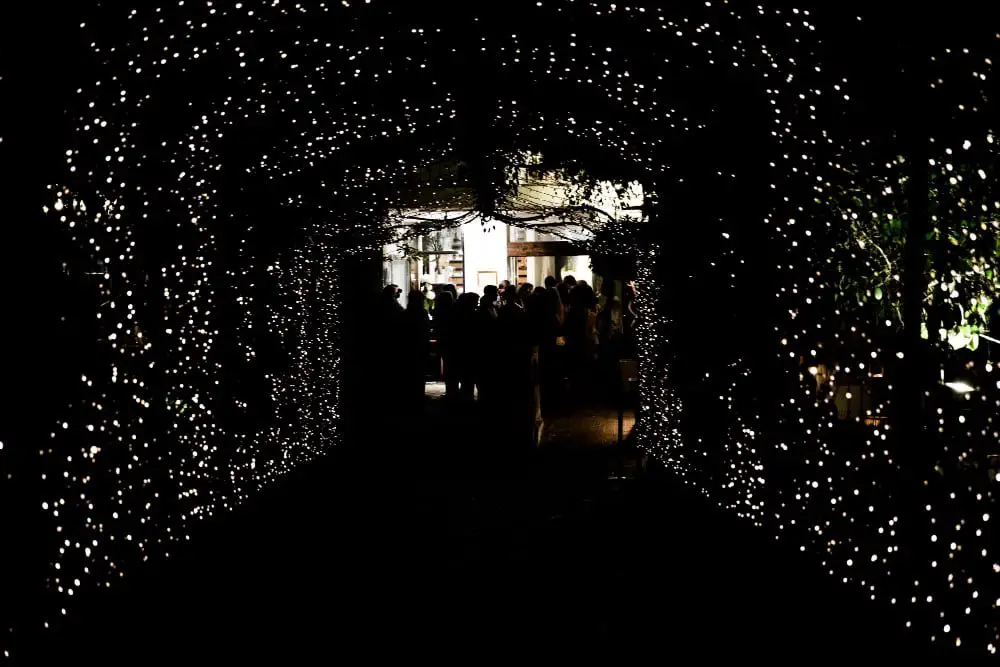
[{"xmin": 34, "ymin": 395, "xmax": 928, "ymax": 662}]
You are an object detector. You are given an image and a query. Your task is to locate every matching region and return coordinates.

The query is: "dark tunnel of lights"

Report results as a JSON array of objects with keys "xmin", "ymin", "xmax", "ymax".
[{"xmin": 2, "ymin": 0, "xmax": 1000, "ymax": 658}]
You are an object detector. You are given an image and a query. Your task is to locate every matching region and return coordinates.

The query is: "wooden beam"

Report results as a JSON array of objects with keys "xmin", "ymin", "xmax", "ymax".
[{"xmin": 507, "ymin": 240, "xmax": 583, "ymax": 257}]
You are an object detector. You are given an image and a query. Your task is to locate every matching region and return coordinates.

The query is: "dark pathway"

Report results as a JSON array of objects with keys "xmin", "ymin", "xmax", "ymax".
[{"xmin": 36, "ymin": 398, "xmax": 927, "ymax": 662}]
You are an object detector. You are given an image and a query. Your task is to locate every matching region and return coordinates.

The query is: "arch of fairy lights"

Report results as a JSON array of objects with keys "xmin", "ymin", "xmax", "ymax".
[{"xmin": 5, "ymin": 0, "xmax": 1000, "ymax": 659}]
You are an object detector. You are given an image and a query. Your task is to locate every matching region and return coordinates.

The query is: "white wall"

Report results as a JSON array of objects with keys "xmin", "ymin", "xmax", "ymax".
[
  {"xmin": 526, "ymin": 255, "xmax": 556, "ymax": 286},
  {"xmin": 560, "ymin": 255, "xmax": 593, "ymax": 286},
  {"xmin": 462, "ymin": 218, "xmax": 508, "ymax": 295}
]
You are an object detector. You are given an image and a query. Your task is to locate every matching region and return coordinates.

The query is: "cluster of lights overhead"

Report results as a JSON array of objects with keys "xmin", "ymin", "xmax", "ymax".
[{"xmin": 5, "ymin": 0, "xmax": 1000, "ymax": 659}]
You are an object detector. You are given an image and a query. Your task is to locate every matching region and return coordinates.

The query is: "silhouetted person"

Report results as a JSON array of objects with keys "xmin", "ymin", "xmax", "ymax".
[
  {"xmin": 554, "ymin": 280, "xmax": 572, "ymax": 405},
  {"xmin": 563, "ymin": 274, "xmax": 577, "ymax": 289},
  {"xmin": 501, "ymin": 283, "xmax": 522, "ymax": 316},
  {"xmin": 566, "ymin": 281, "xmax": 599, "ymax": 399},
  {"xmin": 454, "ymin": 292, "xmax": 480, "ymax": 401},
  {"xmin": 544, "ymin": 275, "xmax": 558, "ymax": 289},
  {"xmin": 498, "ymin": 286, "xmax": 535, "ymax": 444},
  {"xmin": 597, "ymin": 280, "xmax": 622, "ymax": 349},
  {"xmin": 480, "ymin": 284, "xmax": 500, "ymax": 320},
  {"xmin": 404, "ymin": 289, "xmax": 430, "ymax": 411},
  {"xmin": 538, "ymin": 282, "xmax": 565, "ymax": 418},
  {"xmin": 375, "ymin": 284, "xmax": 405, "ymax": 407},
  {"xmin": 556, "ymin": 281, "xmax": 571, "ymax": 315},
  {"xmin": 516, "ymin": 282, "xmax": 533, "ymax": 306},
  {"xmin": 381, "ymin": 284, "xmax": 404, "ymax": 313},
  {"xmin": 524, "ymin": 287, "xmax": 547, "ymax": 438},
  {"xmin": 476, "ymin": 286, "xmax": 501, "ymax": 402},
  {"xmin": 499, "ymin": 284, "xmax": 528, "ymax": 334},
  {"xmin": 597, "ymin": 280, "xmax": 624, "ymax": 398},
  {"xmin": 433, "ymin": 290, "xmax": 457, "ymax": 397},
  {"xmin": 528, "ymin": 286, "xmax": 548, "ymax": 345}
]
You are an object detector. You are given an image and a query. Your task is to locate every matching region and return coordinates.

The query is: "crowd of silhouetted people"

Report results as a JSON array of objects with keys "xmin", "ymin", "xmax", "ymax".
[{"xmin": 371, "ymin": 275, "xmax": 638, "ymax": 441}]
